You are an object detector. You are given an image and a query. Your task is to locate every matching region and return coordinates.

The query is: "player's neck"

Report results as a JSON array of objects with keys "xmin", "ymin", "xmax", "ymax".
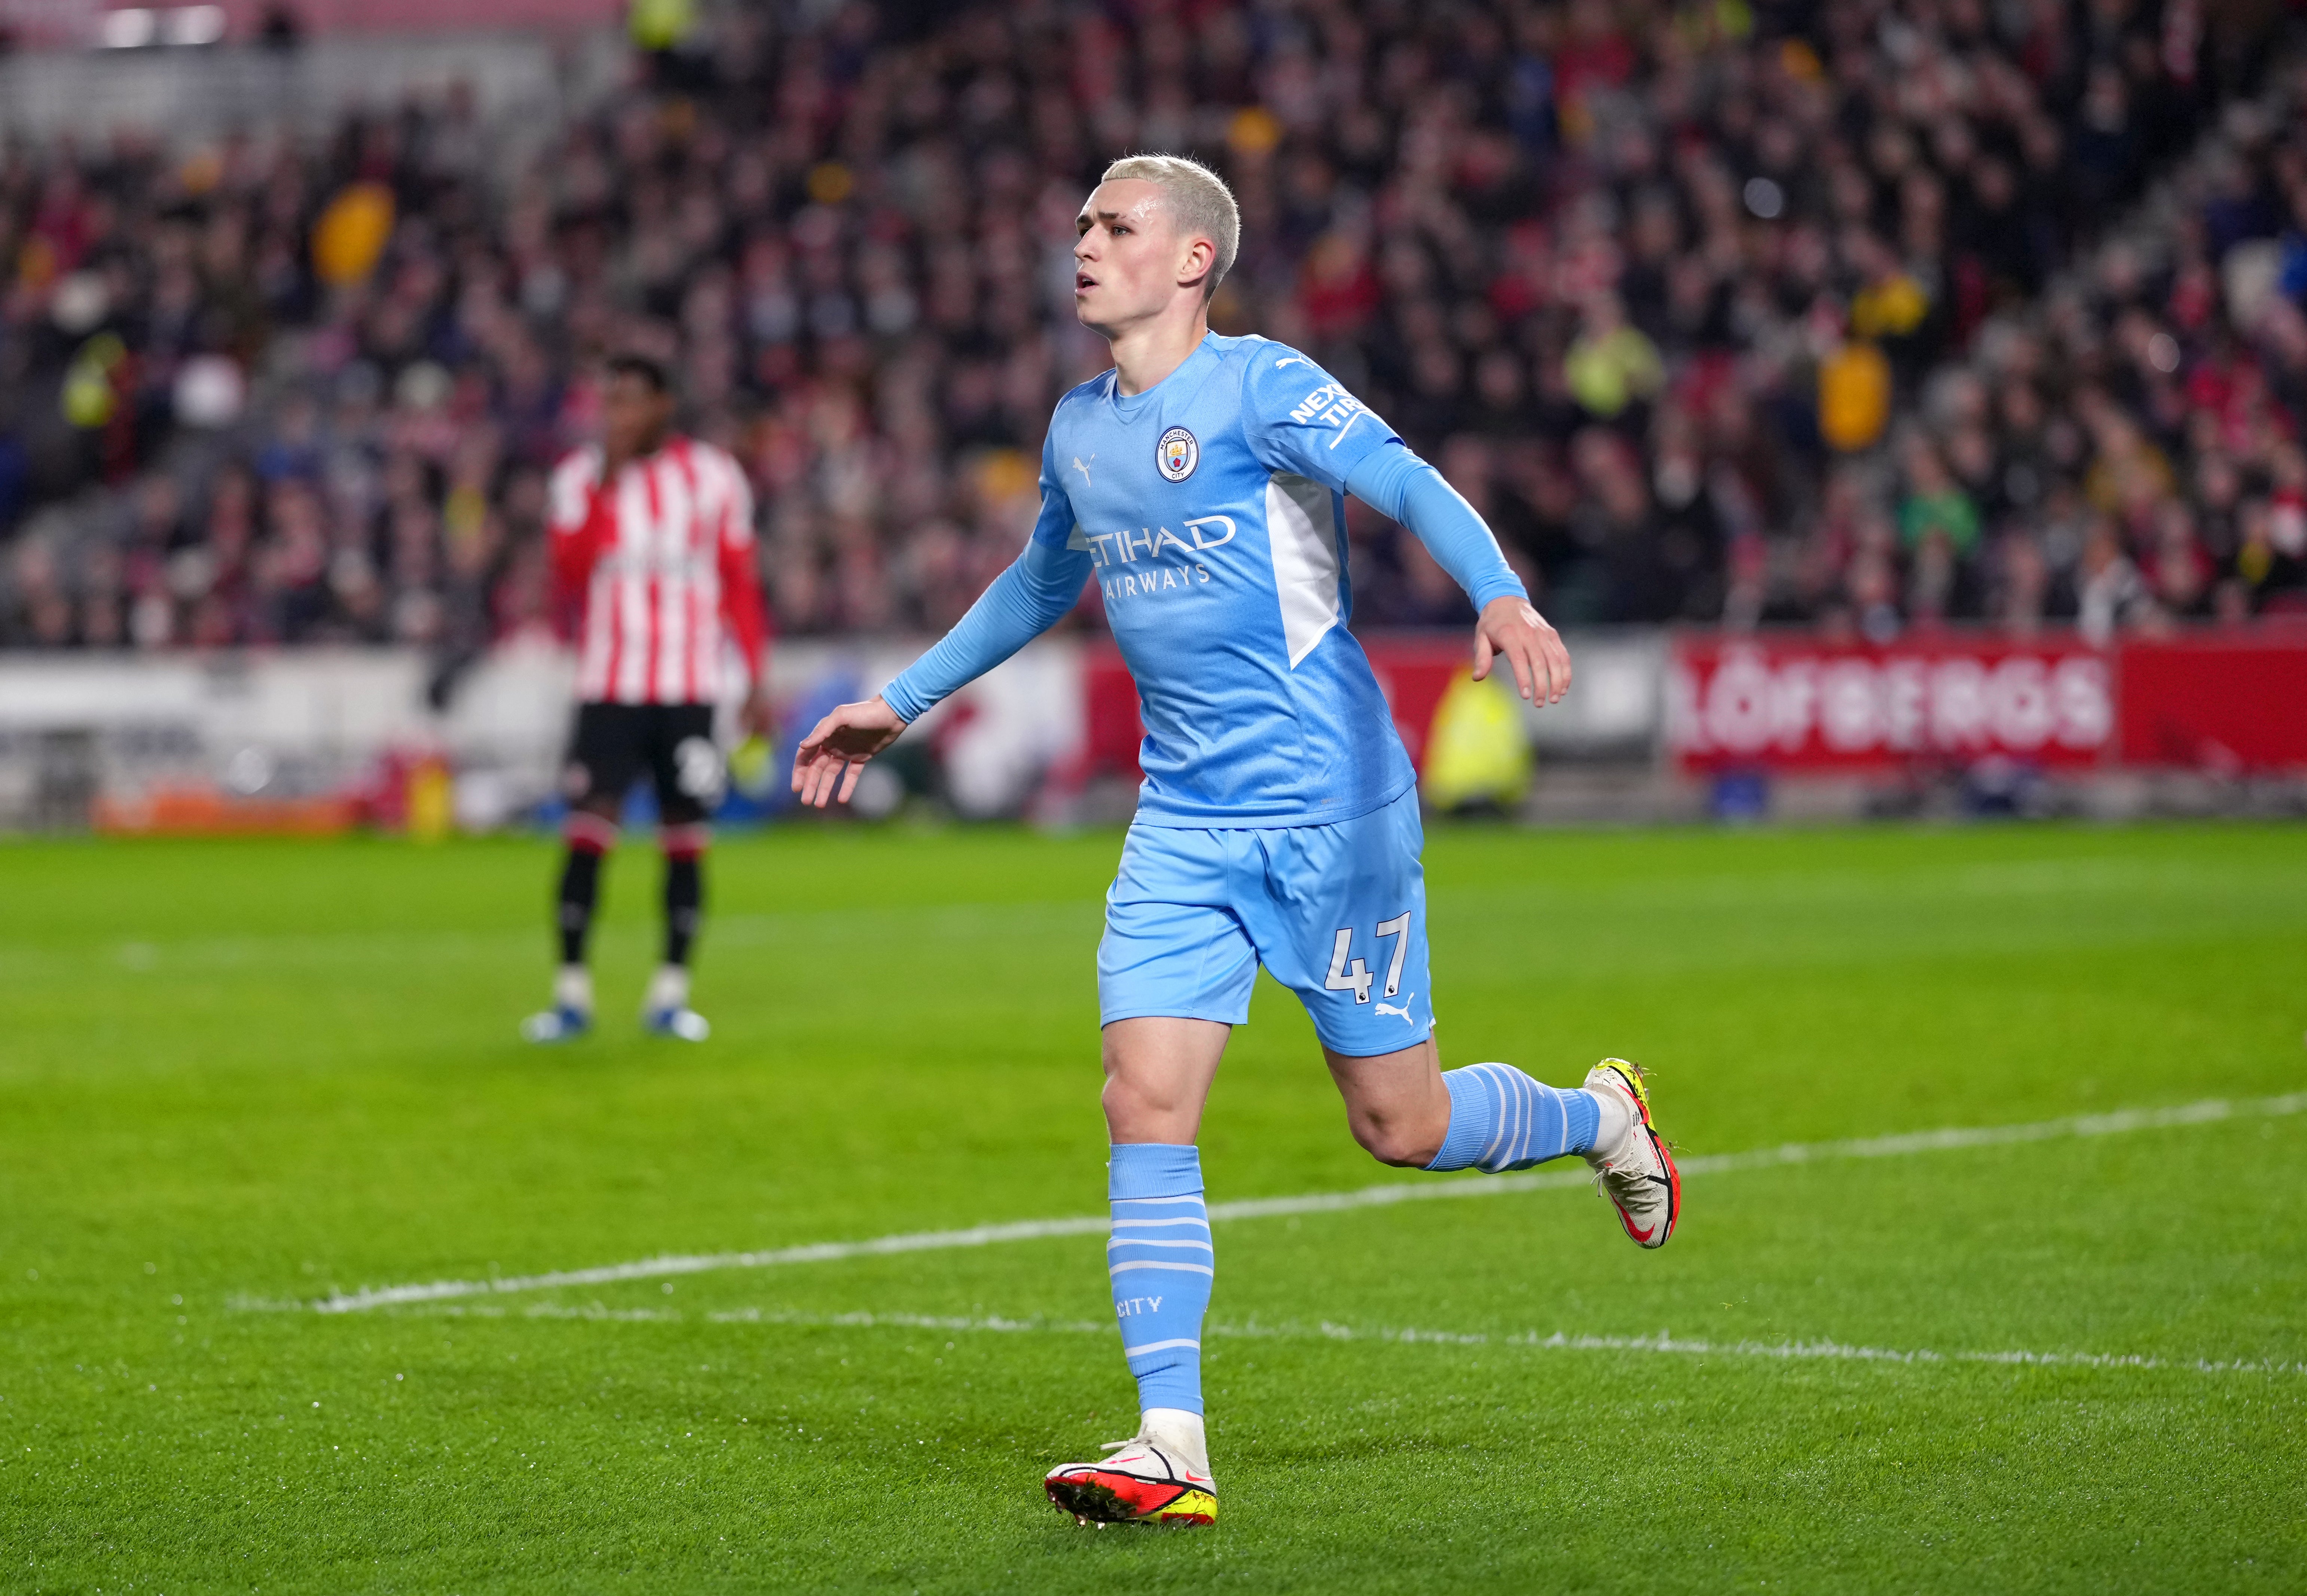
[
  {"xmin": 603, "ymin": 430, "xmax": 676, "ymax": 476},
  {"xmin": 1107, "ymin": 307, "xmax": 1210, "ymax": 397}
]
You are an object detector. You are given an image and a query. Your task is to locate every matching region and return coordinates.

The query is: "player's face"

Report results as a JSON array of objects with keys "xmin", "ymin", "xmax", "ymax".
[
  {"xmin": 1073, "ymin": 180, "xmax": 1210, "ymax": 336},
  {"xmin": 602, "ymin": 371, "xmax": 673, "ymax": 462}
]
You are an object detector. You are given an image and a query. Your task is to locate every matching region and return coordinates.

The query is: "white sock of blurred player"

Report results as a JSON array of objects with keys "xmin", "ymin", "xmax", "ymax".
[
  {"xmin": 555, "ymin": 964, "xmax": 594, "ymax": 1017},
  {"xmin": 644, "ymin": 964, "xmax": 688, "ymax": 1017}
]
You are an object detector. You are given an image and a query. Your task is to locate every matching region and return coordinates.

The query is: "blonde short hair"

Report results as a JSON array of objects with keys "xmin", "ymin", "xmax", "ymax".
[{"xmin": 1101, "ymin": 153, "xmax": 1240, "ymax": 300}]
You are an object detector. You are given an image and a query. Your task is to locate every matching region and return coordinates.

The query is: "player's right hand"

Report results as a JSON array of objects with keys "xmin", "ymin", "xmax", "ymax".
[
  {"xmin": 791, "ymin": 695, "xmax": 909, "ymax": 807},
  {"xmin": 1471, "ymin": 596, "xmax": 1573, "ymax": 707}
]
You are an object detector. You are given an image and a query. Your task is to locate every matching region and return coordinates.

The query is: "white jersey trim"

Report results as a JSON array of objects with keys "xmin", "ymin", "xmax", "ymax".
[{"xmin": 1265, "ymin": 471, "xmax": 1341, "ymax": 668}]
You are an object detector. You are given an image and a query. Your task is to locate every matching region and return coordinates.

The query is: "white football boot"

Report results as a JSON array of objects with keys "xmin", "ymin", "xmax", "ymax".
[
  {"xmin": 640, "ymin": 964, "xmax": 710, "ymax": 1041},
  {"xmin": 1044, "ymin": 1407, "xmax": 1217, "ymax": 1526},
  {"xmin": 1582, "ymin": 1058, "xmax": 1681, "ymax": 1248},
  {"xmin": 521, "ymin": 966, "xmax": 594, "ymax": 1043}
]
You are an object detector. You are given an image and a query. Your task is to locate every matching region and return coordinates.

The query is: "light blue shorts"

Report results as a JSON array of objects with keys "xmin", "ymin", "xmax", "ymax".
[{"xmin": 1097, "ymin": 786, "xmax": 1433, "ymax": 1056}]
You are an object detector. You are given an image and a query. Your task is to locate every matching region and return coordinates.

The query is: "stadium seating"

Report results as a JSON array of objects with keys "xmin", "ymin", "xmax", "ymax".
[{"xmin": 0, "ymin": 0, "xmax": 2301, "ymax": 655}]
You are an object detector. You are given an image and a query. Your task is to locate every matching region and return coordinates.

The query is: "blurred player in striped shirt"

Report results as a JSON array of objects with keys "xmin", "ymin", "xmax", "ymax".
[{"xmin": 522, "ymin": 354, "xmax": 770, "ymax": 1044}]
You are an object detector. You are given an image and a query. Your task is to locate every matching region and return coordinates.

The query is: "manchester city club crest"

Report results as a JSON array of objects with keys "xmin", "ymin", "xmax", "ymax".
[{"xmin": 1156, "ymin": 425, "xmax": 1198, "ymax": 482}]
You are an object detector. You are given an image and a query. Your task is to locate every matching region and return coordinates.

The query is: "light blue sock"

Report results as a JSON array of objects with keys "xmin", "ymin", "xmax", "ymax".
[
  {"xmin": 1107, "ymin": 1143, "xmax": 1212, "ymax": 1416},
  {"xmin": 1425, "ymin": 1063, "xmax": 1601, "ymax": 1172}
]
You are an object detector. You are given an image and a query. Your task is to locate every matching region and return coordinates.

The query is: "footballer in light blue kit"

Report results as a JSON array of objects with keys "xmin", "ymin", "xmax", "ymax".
[{"xmin": 794, "ymin": 154, "xmax": 1681, "ymax": 1526}]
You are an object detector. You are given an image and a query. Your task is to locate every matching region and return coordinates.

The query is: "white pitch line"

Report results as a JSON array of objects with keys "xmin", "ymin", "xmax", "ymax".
[
  {"xmin": 332, "ymin": 1300, "xmax": 2307, "ymax": 1379},
  {"xmin": 301, "ymin": 1090, "xmax": 2307, "ymax": 1315}
]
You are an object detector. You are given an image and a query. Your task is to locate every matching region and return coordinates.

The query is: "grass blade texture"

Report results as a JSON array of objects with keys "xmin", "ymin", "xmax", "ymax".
[{"xmin": 1, "ymin": 823, "xmax": 2302, "ymax": 1593}]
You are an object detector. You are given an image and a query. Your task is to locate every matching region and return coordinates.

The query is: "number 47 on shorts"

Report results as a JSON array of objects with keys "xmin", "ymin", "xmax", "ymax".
[{"xmin": 1326, "ymin": 912, "xmax": 1413, "ymax": 1005}]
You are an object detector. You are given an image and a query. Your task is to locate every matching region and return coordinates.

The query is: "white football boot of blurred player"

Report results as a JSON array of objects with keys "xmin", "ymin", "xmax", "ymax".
[
  {"xmin": 521, "ymin": 965, "xmax": 594, "ymax": 1043},
  {"xmin": 641, "ymin": 964, "xmax": 710, "ymax": 1041}
]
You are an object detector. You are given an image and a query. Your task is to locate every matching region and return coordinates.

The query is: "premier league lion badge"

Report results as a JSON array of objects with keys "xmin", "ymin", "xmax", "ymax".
[{"xmin": 1156, "ymin": 426, "xmax": 1198, "ymax": 482}]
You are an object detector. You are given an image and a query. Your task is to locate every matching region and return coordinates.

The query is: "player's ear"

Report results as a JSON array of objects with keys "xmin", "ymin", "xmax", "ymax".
[{"xmin": 1179, "ymin": 234, "xmax": 1215, "ymax": 292}]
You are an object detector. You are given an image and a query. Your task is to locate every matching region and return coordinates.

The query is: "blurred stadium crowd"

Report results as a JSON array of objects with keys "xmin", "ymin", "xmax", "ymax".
[{"xmin": 1, "ymin": 0, "xmax": 2305, "ymax": 658}]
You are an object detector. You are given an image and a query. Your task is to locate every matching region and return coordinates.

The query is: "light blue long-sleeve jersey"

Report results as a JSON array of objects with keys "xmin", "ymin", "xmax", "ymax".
[{"xmin": 881, "ymin": 332, "xmax": 1526, "ymax": 827}]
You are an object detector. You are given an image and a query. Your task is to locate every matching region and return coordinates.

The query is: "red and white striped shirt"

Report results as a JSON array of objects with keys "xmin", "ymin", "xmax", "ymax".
[{"xmin": 547, "ymin": 437, "xmax": 769, "ymax": 705}]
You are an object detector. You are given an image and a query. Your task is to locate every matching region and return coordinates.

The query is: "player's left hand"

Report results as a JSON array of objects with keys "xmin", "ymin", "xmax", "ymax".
[
  {"xmin": 791, "ymin": 695, "xmax": 909, "ymax": 807},
  {"xmin": 1471, "ymin": 596, "xmax": 1572, "ymax": 706}
]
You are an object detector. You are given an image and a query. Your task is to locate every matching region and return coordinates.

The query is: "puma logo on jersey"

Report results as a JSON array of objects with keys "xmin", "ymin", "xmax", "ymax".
[
  {"xmin": 1274, "ymin": 356, "xmax": 1310, "ymax": 369},
  {"xmin": 1374, "ymin": 993, "xmax": 1417, "ymax": 1025},
  {"xmin": 1072, "ymin": 455, "xmax": 1096, "ymax": 488}
]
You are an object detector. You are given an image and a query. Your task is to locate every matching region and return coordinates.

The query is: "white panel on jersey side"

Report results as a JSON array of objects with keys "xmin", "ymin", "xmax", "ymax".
[{"xmin": 1265, "ymin": 472, "xmax": 1341, "ymax": 668}]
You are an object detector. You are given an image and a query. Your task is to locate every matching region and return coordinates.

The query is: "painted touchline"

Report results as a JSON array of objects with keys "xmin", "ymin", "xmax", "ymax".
[
  {"xmin": 284, "ymin": 1091, "xmax": 2306, "ymax": 1315},
  {"xmin": 336, "ymin": 1301, "xmax": 2307, "ymax": 1380}
]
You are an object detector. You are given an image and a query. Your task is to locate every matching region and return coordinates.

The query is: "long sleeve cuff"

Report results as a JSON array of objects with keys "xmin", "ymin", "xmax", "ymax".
[{"xmin": 879, "ymin": 678, "xmax": 927, "ymax": 724}]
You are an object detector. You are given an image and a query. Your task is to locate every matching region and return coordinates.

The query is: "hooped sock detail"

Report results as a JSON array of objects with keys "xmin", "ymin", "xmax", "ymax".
[
  {"xmin": 1426, "ymin": 1063, "xmax": 1601, "ymax": 1172},
  {"xmin": 659, "ymin": 822, "xmax": 710, "ymax": 861},
  {"xmin": 1107, "ymin": 1143, "xmax": 1212, "ymax": 1417},
  {"xmin": 564, "ymin": 810, "xmax": 621, "ymax": 854},
  {"xmin": 1426, "ymin": 1068, "xmax": 1495, "ymax": 1170}
]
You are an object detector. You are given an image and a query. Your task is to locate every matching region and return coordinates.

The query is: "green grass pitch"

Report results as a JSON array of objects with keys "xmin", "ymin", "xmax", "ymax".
[{"xmin": 3, "ymin": 821, "xmax": 2304, "ymax": 1593}]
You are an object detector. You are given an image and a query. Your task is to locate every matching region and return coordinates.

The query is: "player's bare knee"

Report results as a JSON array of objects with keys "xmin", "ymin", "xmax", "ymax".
[
  {"xmin": 1100, "ymin": 1071, "xmax": 1159, "ymax": 1126},
  {"xmin": 1101, "ymin": 1068, "xmax": 1210, "ymax": 1144},
  {"xmin": 1349, "ymin": 1112, "xmax": 1436, "ymax": 1168}
]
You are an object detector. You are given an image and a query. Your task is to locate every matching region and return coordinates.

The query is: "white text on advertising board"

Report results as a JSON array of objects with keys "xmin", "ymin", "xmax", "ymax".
[{"xmin": 1670, "ymin": 649, "xmax": 2112, "ymax": 758}]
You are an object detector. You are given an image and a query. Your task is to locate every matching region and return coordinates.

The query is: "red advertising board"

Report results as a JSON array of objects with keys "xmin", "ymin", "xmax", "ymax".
[
  {"xmin": 1670, "ymin": 635, "xmax": 2116, "ymax": 772},
  {"xmin": 1087, "ymin": 626, "xmax": 2307, "ymax": 783},
  {"xmin": 2116, "ymin": 630, "xmax": 2307, "ymax": 770},
  {"xmin": 1673, "ymin": 627, "xmax": 2307, "ymax": 774},
  {"xmin": 1080, "ymin": 635, "xmax": 1472, "ymax": 780},
  {"xmin": 1080, "ymin": 642, "xmax": 1144, "ymax": 779}
]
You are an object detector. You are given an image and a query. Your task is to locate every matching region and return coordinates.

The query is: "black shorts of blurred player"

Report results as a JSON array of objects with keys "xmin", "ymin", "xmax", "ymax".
[
  {"xmin": 549, "ymin": 703, "xmax": 726, "ymax": 1032},
  {"xmin": 564, "ymin": 701, "xmax": 723, "ymax": 835}
]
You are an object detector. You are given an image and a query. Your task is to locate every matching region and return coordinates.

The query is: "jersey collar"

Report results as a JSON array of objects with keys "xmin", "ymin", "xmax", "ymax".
[{"xmin": 1107, "ymin": 332, "xmax": 1219, "ymax": 418}]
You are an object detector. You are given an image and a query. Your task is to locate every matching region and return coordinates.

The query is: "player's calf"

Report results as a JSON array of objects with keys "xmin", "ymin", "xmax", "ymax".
[
  {"xmin": 1045, "ymin": 1141, "xmax": 1218, "ymax": 1525},
  {"xmin": 1421, "ymin": 1060, "xmax": 1601, "ymax": 1172},
  {"xmin": 1418, "ymin": 1057, "xmax": 1680, "ymax": 1248},
  {"xmin": 642, "ymin": 823, "xmax": 712, "ymax": 1041},
  {"xmin": 525, "ymin": 810, "xmax": 615, "ymax": 1043}
]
